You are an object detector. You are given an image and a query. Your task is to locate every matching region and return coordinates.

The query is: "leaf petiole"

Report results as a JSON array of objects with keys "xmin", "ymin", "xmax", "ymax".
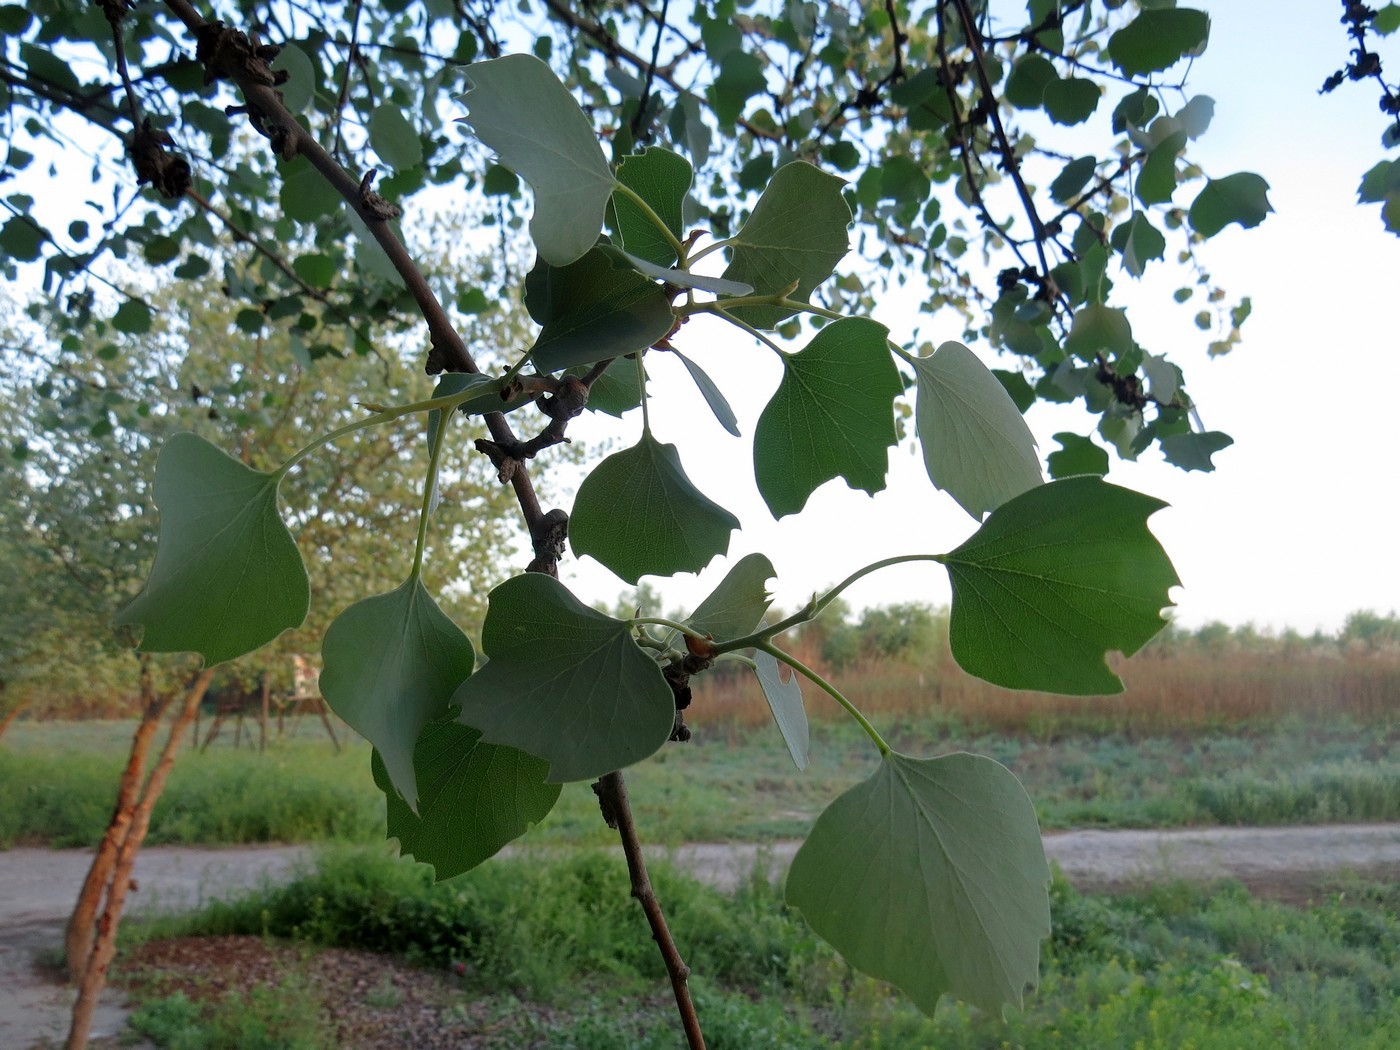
[
  {"xmin": 410, "ymin": 401, "xmax": 450, "ymax": 578},
  {"xmin": 713, "ymin": 554, "xmax": 946, "ymax": 654},
  {"xmin": 274, "ymin": 380, "xmax": 503, "ymax": 477}
]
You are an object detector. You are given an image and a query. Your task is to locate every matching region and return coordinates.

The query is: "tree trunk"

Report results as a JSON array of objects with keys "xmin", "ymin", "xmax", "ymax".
[
  {"xmin": 64, "ymin": 668, "xmax": 214, "ymax": 1050},
  {"xmin": 0, "ymin": 702, "xmax": 26, "ymax": 742},
  {"xmin": 259, "ymin": 673, "xmax": 270, "ymax": 753},
  {"xmin": 64, "ymin": 658, "xmax": 166, "ymax": 981}
]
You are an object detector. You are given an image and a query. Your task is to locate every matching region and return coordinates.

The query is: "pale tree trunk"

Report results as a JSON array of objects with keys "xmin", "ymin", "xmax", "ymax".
[
  {"xmin": 64, "ymin": 667, "xmax": 215, "ymax": 1050},
  {"xmin": 65, "ymin": 657, "xmax": 166, "ymax": 981}
]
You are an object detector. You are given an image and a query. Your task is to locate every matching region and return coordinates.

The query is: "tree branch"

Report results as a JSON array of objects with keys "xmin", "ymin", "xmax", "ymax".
[{"xmin": 593, "ymin": 771, "xmax": 706, "ymax": 1050}]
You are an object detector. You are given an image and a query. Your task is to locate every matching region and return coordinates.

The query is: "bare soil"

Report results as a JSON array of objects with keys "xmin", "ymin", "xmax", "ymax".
[{"xmin": 3, "ymin": 825, "xmax": 1397, "ymax": 1048}]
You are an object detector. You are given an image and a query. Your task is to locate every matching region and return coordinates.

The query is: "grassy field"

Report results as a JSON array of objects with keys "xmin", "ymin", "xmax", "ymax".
[
  {"xmin": 113, "ymin": 846, "xmax": 1400, "ymax": 1049},
  {"xmin": 2, "ymin": 705, "xmax": 1398, "ymax": 849}
]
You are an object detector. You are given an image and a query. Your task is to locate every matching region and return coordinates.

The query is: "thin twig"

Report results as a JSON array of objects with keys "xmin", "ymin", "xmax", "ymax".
[{"xmin": 594, "ymin": 772, "xmax": 707, "ymax": 1050}]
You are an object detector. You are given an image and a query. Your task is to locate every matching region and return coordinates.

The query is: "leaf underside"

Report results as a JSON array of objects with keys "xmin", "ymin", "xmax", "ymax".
[
  {"xmin": 787, "ymin": 752, "xmax": 1051, "ymax": 1016},
  {"xmin": 373, "ymin": 719, "xmax": 560, "ymax": 881},
  {"xmin": 453, "ymin": 574, "xmax": 674, "ymax": 783},
  {"xmin": 754, "ymin": 649, "xmax": 809, "ymax": 771},
  {"xmin": 320, "ymin": 577, "xmax": 476, "ymax": 810}
]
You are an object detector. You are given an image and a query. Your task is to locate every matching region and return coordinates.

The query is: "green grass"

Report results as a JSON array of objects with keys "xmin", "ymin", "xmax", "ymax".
[
  {"xmin": 120, "ymin": 847, "xmax": 1400, "ymax": 1049},
  {"xmin": 2, "ymin": 715, "xmax": 1397, "ymax": 849}
]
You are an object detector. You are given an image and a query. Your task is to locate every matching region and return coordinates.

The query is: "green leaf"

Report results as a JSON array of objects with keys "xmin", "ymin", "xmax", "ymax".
[
  {"xmin": 373, "ymin": 719, "xmax": 559, "ymax": 880},
  {"xmin": 1188, "ymin": 173, "xmax": 1273, "ymax": 238},
  {"xmin": 1049, "ymin": 156, "xmax": 1096, "ymax": 205},
  {"xmin": 566, "ymin": 361, "xmax": 643, "ymax": 417},
  {"xmin": 526, "ymin": 248, "xmax": 676, "ymax": 373},
  {"xmin": 938, "ymin": 476, "xmax": 1179, "ymax": 694},
  {"xmin": 786, "ymin": 752, "xmax": 1050, "ymax": 1016},
  {"xmin": 113, "ymin": 433, "xmax": 308, "ymax": 666},
  {"xmin": 755, "ymin": 650, "xmax": 808, "ymax": 771},
  {"xmin": 321, "ymin": 578, "xmax": 475, "ymax": 810},
  {"xmin": 460, "ymin": 55, "xmax": 616, "ymax": 266},
  {"xmin": 454, "ymin": 574, "xmax": 674, "ymax": 782},
  {"xmin": 913, "ymin": 340, "xmax": 1043, "ymax": 521},
  {"xmin": 1004, "ymin": 53, "xmax": 1057, "ymax": 110},
  {"xmin": 1160, "ymin": 430, "xmax": 1233, "ymax": 472},
  {"xmin": 1376, "ymin": 3, "xmax": 1400, "ymax": 34},
  {"xmin": 993, "ymin": 369, "xmax": 1037, "ymax": 414},
  {"xmin": 1046, "ymin": 432, "xmax": 1109, "ymax": 479},
  {"xmin": 112, "ymin": 300, "xmax": 153, "ymax": 335},
  {"xmin": 753, "ymin": 317, "xmax": 901, "ymax": 518},
  {"xmin": 720, "ymin": 162, "xmax": 851, "ymax": 329},
  {"xmin": 597, "ymin": 244, "xmax": 754, "ymax": 296},
  {"xmin": 292, "ymin": 252, "xmax": 336, "ymax": 289},
  {"xmin": 369, "ymin": 104, "xmax": 424, "ymax": 171},
  {"xmin": 1110, "ymin": 210, "xmax": 1166, "ymax": 277},
  {"xmin": 1108, "ymin": 9, "xmax": 1210, "ymax": 77},
  {"xmin": 671, "ymin": 348, "xmax": 740, "ymax": 436},
  {"xmin": 1064, "ymin": 304, "xmax": 1133, "ymax": 360},
  {"xmin": 1136, "ymin": 131, "xmax": 1186, "ymax": 206},
  {"xmin": 271, "ymin": 43, "xmax": 315, "ymax": 113},
  {"xmin": 709, "ymin": 50, "xmax": 766, "ymax": 126},
  {"xmin": 280, "ymin": 159, "xmax": 341, "ymax": 224},
  {"xmin": 1042, "ymin": 78, "xmax": 1099, "ymax": 126},
  {"xmin": 571, "ymin": 433, "xmax": 740, "ymax": 584},
  {"xmin": 685, "ymin": 553, "xmax": 776, "ymax": 641},
  {"xmin": 611, "ymin": 147, "xmax": 690, "ymax": 267},
  {"xmin": 0, "ymin": 216, "xmax": 44, "ymax": 262}
]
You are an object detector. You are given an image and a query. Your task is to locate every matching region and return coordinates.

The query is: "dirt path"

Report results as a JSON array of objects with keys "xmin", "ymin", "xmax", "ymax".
[{"xmin": 4, "ymin": 825, "xmax": 1398, "ymax": 1048}]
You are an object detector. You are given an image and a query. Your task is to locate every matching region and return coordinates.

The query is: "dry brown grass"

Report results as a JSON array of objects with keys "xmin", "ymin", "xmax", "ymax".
[{"xmin": 697, "ymin": 643, "xmax": 1400, "ymax": 735}]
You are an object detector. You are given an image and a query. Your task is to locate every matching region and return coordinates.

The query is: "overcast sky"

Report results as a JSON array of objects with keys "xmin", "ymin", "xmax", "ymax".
[{"xmin": 555, "ymin": 1, "xmax": 1400, "ymax": 634}]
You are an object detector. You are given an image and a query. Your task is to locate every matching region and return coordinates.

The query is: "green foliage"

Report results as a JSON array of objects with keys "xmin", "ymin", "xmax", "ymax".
[
  {"xmin": 719, "ymin": 162, "xmax": 852, "ymax": 329},
  {"xmin": 788, "ymin": 752, "xmax": 1050, "ymax": 1015},
  {"xmin": 460, "ymin": 55, "xmax": 615, "ymax": 266},
  {"xmin": 0, "ymin": 0, "xmax": 1307, "ymax": 1030},
  {"xmin": 321, "ymin": 578, "xmax": 476, "ymax": 808},
  {"xmin": 752, "ymin": 317, "xmax": 901, "ymax": 518},
  {"xmin": 753, "ymin": 650, "xmax": 809, "ymax": 772},
  {"xmin": 913, "ymin": 340, "xmax": 1042, "ymax": 519},
  {"xmin": 939, "ymin": 477, "xmax": 1178, "ymax": 694},
  {"xmin": 570, "ymin": 434, "xmax": 739, "ymax": 583},
  {"xmin": 111, "ymin": 434, "xmax": 309, "ymax": 666},
  {"xmin": 374, "ymin": 720, "xmax": 560, "ymax": 880},
  {"xmin": 454, "ymin": 574, "xmax": 674, "ymax": 783}
]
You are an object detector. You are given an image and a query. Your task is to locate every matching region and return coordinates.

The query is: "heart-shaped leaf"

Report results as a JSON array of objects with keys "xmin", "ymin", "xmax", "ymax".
[
  {"xmin": 610, "ymin": 147, "xmax": 691, "ymax": 266},
  {"xmin": 454, "ymin": 574, "xmax": 674, "ymax": 782},
  {"xmin": 1108, "ymin": 8, "xmax": 1210, "ymax": 77},
  {"xmin": 1046, "ymin": 432, "xmax": 1110, "ymax": 479},
  {"xmin": 753, "ymin": 317, "xmax": 901, "ymax": 518},
  {"xmin": 459, "ymin": 55, "xmax": 615, "ymax": 266},
  {"xmin": 937, "ymin": 476, "xmax": 1179, "ymax": 694},
  {"xmin": 685, "ymin": 553, "xmax": 776, "ymax": 641},
  {"xmin": 113, "ymin": 433, "xmax": 308, "ymax": 666},
  {"xmin": 373, "ymin": 719, "xmax": 560, "ymax": 880},
  {"xmin": 787, "ymin": 752, "xmax": 1050, "ymax": 1016},
  {"xmin": 720, "ymin": 162, "xmax": 851, "ymax": 329},
  {"xmin": 526, "ymin": 248, "xmax": 676, "ymax": 373},
  {"xmin": 755, "ymin": 650, "xmax": 808, "ymax": 771},
  {"xmin": 1160, "ymin": 431, "xmax": 1233, "ymax": 472},
  {"xmin": 571, "ymin": 433, "xmax": 740, "ymax": 584},
  {"xmin": 321, "ymin": 577, "xmax": 476, "ymax": 810},
  {"xmin": 913, "ymin": 340, "xmax": 1042, "ymax": 521},
  {"xmin": 1188, "ymin": 173, "xmax": 1273, "ymax": 238}
]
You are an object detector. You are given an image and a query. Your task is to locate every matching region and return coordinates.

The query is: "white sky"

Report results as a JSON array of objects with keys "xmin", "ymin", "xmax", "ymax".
[{"xmin": 555, "ymin": 1, "xmax": 1400, "ymax": 633}]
